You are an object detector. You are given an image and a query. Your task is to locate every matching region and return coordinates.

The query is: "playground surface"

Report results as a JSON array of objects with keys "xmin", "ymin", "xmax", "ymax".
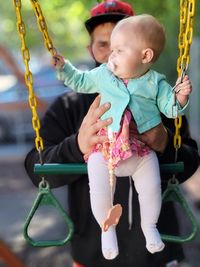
[
  {"xmin": 0, "ymin": 145, "xmax": 72, "ymax": 267},
  {"xmin": 0, "ymin": 144, "xmax": 200, "ymax": 267}
]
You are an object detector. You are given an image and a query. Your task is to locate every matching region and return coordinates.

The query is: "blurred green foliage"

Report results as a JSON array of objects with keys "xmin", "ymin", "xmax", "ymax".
[{"xmin": 1, "ymin": 0, "xmax": 199, "ymax": 83}]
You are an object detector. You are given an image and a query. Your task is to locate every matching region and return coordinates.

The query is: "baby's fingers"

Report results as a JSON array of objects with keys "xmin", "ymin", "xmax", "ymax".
[
  {"xmin": 51, "ymin": 56, "xmax": 57, "ymax": 67},
  {"xmin": 180, "ymin": 88, "xmax": 192, "ymax": 95}
]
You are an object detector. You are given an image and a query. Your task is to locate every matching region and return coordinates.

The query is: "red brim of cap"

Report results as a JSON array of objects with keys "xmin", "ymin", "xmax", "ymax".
[{"xmin": 85, "ymin": 13, "xmax": 128, "ymax": 33}]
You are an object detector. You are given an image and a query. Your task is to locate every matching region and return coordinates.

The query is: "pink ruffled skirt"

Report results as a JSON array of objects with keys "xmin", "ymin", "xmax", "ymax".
[{"xmin": 92, "ymin": 109, "xmax": 150, "ymax": 169}]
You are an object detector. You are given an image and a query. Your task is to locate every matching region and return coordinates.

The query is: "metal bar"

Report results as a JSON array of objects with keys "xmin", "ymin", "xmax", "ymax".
[{"xmin": 34, "ymin": 162, "xmax": 184, "ymax": 175}]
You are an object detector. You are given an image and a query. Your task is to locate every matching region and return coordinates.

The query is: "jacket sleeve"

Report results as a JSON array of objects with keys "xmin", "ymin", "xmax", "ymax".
[
  {"xmin": 57, "ymin": 61, "xmax": 101, "ymax": 94},
  {"xmin": 158, "ymin": 115, "xmax": 200, "ymax": 185},
  {"xmin": 24, "ymin": 92, "xmax": 95, "ymax": 188}
]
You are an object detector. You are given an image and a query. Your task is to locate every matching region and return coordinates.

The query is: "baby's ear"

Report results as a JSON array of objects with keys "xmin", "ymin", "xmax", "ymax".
[{"xmin": 141, "ymin": 48, "xmax": 154, "ymax": 63}]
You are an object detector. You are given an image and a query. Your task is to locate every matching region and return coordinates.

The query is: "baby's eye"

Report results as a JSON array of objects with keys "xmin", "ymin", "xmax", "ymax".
[{"xmin": 117, "ymin": 49, "xmax": 123, "ymax": 53}]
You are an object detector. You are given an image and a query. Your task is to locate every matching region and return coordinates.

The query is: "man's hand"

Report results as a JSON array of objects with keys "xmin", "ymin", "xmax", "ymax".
[
  {"xmin": 78, "ymin": 95, "xmax": 112, "ymax": 155},
  {"xmin": 131, "ymin": 122, "xmax": 168, "ymax": 153}
]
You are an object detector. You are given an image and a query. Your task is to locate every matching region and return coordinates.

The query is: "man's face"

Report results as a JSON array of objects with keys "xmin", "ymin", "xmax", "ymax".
[{"xmin": 89, "ymin": 22, "xmax": 116, "ymax": 64}]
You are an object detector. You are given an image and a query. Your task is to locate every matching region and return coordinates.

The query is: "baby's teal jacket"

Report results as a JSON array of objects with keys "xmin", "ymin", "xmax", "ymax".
[{"xmin": 57, "ymin": 62, "xmax": 187, "ymax": 133}]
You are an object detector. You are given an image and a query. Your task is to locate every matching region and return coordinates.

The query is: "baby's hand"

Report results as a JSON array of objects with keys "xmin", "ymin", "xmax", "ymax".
[
  {"xmin": 52, "ymin": 52, "xmax": 65, "ymax": 70},
  {"xmin": 175, "ymin": 75, "xmax": 192, "ymax": 96},
  {"xmin": 175, "ymin": 75, "xmax": 192, "ymax": 107}
]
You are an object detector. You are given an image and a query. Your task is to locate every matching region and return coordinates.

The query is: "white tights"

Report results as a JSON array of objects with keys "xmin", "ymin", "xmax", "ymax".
[{"xmin": 88, "ymin": 151, "xmax": 165, "ymax": 260}]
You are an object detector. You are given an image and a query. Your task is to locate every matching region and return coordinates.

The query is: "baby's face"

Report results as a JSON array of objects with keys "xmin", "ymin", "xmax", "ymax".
[{"xmin": 108, "ymin": 28, "xmax": 143, "ymax": 79}]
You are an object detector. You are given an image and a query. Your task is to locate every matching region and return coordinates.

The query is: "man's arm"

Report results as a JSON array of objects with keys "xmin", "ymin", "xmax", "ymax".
[{"xmin": 130, "ymin": 122, "xmax": 168, "ymax": 153}]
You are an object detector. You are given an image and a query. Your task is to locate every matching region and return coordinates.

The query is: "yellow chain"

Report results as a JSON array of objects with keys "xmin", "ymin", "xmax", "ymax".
[
  {"xmin": 13, "ymin": 0, "xmax": 57, "ymax": 152},
  {"xmin": 13, "ymin": 0, "xmax": 44, "ymax": 152},
  {"xmin": 30, "ymin": 0, "xmax": 56, "ymax": 56},
  {"xmin": 174, "ymin": 0, "xmax": 195, "ymax": 151},
  {"xmin": 177, "ymin": 0, "xmax": 195, "ymax": 76}
]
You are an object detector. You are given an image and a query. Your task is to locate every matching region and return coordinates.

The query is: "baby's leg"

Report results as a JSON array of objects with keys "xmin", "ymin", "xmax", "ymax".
[
  {"xmin": 88, "ymin": 152, "xmax": 118, "ymax": 260},
  {"xmin": 116, "ymin": 152, "xmax": 164, "ymax": 253},
  {"xmin": 132, "ymin": 151, "xmax": 164, "ymax": 253}
]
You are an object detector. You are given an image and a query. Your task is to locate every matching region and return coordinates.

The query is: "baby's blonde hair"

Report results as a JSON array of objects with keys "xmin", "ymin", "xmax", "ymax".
[{"xmin": 113, "ymin": 14, "xmax": 166, "ymax": 62}]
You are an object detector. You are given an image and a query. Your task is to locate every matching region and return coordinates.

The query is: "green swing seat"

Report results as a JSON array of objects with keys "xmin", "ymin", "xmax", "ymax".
[{"xmin": 23, "ymin": 161, "xmax": 199, "ymax": 247}]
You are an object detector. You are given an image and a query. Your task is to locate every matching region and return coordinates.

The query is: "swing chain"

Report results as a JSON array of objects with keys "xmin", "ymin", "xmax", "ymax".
[
  {"xmin": 13, "ymin": 0, "xmax": 44, "ymax": 153},
  {"xmin": 177, "ymin": 0, "xmax": 195, "ymax": 76},
  {"xmin": 173, "ymin": 0, "xmax": 195, "ymax": 174},
  {"xmin": 30, "ymin": 0, "xmax": 56, "ymax": 56}
]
